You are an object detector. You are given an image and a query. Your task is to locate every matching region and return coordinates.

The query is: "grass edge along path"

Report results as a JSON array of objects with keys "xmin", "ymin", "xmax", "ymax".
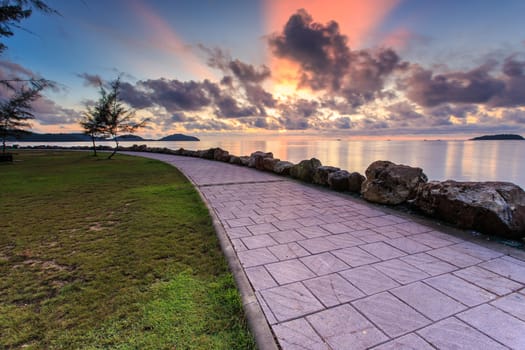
[{"xmin": 0, "ymin": 151, "xmax": 255, "ymax": 350}]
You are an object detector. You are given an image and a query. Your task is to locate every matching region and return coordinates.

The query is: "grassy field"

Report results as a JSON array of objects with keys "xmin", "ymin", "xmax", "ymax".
[{"xmin": 0, "ymin": 151, "xmax": 255, "ymax": 349}]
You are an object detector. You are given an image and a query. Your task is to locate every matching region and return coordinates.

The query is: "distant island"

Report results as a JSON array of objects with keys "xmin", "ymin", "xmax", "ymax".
[
  {"xmin": 158, "ymin": 134, "xmax": 200, "ymax": 141},
  {"xmin": 470, "ymin": 134, "xmax": 524, "ymax": 141},
  {"xmin": 7, "ymin": 132, "xmax": 200, "ymax": 142}
]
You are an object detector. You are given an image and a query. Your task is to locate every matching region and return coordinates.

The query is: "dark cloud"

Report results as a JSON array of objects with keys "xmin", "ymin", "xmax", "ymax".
[
  {"xmin": 200, "ymin": 45, "xmax": 230, "ymax": 72},
  {"xmin": 386, "ymin": 102, "xmax": 424, "ymax": 122},
  {"xmin": 341, "ymin": 48, "xmax": 406, "ymax": 106},
  {"xmin": 0, "ymin": 61, "xmax": 78, "ymax": 126},
  {"xmin": 503, "ymin": 56, "xmax": 525, "ymax": 77},
  {"xmin": 138, "ymin": 78, "xmax": 217, "ymax": 112},
  {"xmin": 220, "ymin": 75, "xmax": 233, "ymax": 86},
  {"xmin": 0, "ymin": 61, "xmax": 49, "ymax": 99},
  {"xmin": 277, "ymin": 98, "xmax": 319, "ymax": 130},
  {"xmin": 244, "ymin": 84, "xmax": 276, "ymax": 115},
  {"xmin": 320, "ymin": 98, "xmax": 357, "ymax": 115},
  {"xmin": 254, "ymin": 117, "xmax": 269, "ymax": 128},
  {"xmin": 202, "ymin": 46, "xmax": 271, "ymax": 84},
  {"xmin": 200, "ymin": 45, "xmax": 275, "ymax": 113},
  {"xmin": 184, "ymin": 119, "xmax": 238, "ymax": 131},
  {"xmin": 335, "ymin": 117, "xmax": 352, "ymax": 129},
  {"xmin": 31, "ymin": 97, "xmax": 81, "ymax": 125},
  {"xmin": 114, "ymin": 74, "xmax": 270, "ymax": 120},
  {"xmin": 0, "ymin": 61, "xmax": 37, "ymax": 80},
  {"xmin": 488, "ymin": 57, "xmax": 525, "ymax": 107},
  {"xmin": 170, "ymin": 112, "xmax": 188, "ymax": 122},
  {"xmin": 226, "ymin": 116, "xmax": 280, "ymax": 130},
  {"xmin": 402, "ymin": 63, "xmax": 505, "ymax": 107},
  {"xmin": 116, "ymin": 73, "xmax": 272, "ymax": 120},
  {"xmin": 357, "ymin": 118, "xmax": 389, "ymax": 130},
  {"xmin": 269, "ymin": 9, "xmax": 350, "ymax": 91},
  {"xmin": 402, "ymin": 58, "xmax": 525, "ymax": 108},
  {"xmin": 427, "ymin": 104, "xmax": 478, "ymax": 119},
  {"xmin": 215, "ymin": 95, "xmax": 258, "ymax": 118},
  {"xmin": 228, "ymin": 59, "xmax": 271, "ymax": 83},
  {"xmin": 77, "ymin": 73, "xmax": 102, "ymax": 87},
  {"xmin": 119, "ymin": 81, "xmax": 153, "ymax": 109},
  {"xmin": 501, "ymin": 109, "xmax": 525, "ymax": 124},
  {"xmin": 269, "ymin": 10, "xmax": 406, "ymax": 106}
]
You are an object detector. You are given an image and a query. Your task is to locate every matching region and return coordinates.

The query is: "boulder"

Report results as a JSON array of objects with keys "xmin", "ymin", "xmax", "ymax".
[
  {"xmin": 313, "ymin": 166, "xmax": 340, "ymax": 186},
  {"xmin": 161, "ymin": 147, "xmax": 176, "ymax": 155},
  {"xmin": 229, "ymin": 156, "xmax": 242, "ymax": 165},
  {"xmin": 197, "ymin": 148, "xmax": 216, "ymax": 159},
  {"xmin": 415, "ymin": 181, "xmax": 525, "ymax": 239},
  {"xmin": 248, "ymin": 151, "xmax": 273, "ymax": 170},
  {"xmin": 273, "ymin": 161, "xmax": 294, "ymax": 175},
  {"xmin": 263, "ymin": 157, "xmax": 280, "ymax": 172},
  {"xmin": 181, "ymin": 149, "xmax": 197, "ymax": 157},
  {"xmin": 290, "ymin": 158, "xmax": 322, "ymax": 183},
  {"xmin": 130, "ymin": 144, "xmax": 148, "ymax": 151},
  {"xmin": 239, "ymin": 156, "xmax": 250, "ymax": 166},
  {"xmin": 348, "ymin": 172, "xmax": 366, "ymax": 193},
  {"xmin": 173, "ymin": 148, "xmax": 184, "ymax": 155},
  {"xmin": 213, "ymin": 148, "xmax": 230, "ymax": 162},
  {"xmin": 328, "ymin": 170, "xmax": 351, "ymax": 191},
  {"xmin": 361, "ymin": 160, "xmax": 428, "ymax": 205}
]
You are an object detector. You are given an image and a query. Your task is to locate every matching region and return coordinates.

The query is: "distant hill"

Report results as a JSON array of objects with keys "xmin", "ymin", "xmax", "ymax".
[
  {"xmin": 7, "ymin": 132, "xmax": 199, "ymax": 142},
  {"xmin": 158, "ymin": 133, "xmax": 200, "ymax": 141},
  {"xmin": 470, "ymin": 134, "xmax": 524, "ymax": 141},
  {"xmin": 117, "ymin": 134, "xmax": 149, "ymax": 141}
]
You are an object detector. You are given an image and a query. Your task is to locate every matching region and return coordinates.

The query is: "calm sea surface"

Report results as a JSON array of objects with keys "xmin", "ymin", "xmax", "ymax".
[{"xmin": 12, "ymin": 135, "xmax": 525, "ymax": 189}]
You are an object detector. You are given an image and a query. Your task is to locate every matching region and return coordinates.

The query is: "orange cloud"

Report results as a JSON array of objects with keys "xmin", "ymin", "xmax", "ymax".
[
  {"xmin": 265, "ymin": 0, "xmax": 400, "ymax": 48},
  {"xmin": 264, "ymin": 0, "xmax": 401, "ymax": 99},
  {"xmin": 129, "ymin": 0, "xmax": 215, "ymax": 80}
]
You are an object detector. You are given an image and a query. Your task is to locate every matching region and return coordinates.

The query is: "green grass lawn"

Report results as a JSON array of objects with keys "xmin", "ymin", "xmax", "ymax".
[{"xmin": 0, "ymin": 151, "xmax": 255, "ymax": 350}]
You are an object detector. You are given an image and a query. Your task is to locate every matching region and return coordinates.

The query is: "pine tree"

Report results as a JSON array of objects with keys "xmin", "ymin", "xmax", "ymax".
[{"xmin": 0, "ymin": 82, "xmax": 46, "ymax": 154}]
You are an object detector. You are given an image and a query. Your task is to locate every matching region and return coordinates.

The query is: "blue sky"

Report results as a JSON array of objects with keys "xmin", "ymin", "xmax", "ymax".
[{"xmin": 2, "ymin": 0, "xmax": 525, "ymax": 138}]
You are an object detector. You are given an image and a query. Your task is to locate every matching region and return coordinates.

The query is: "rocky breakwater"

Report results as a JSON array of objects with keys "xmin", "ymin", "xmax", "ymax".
[
  {"xmin": 415, "ymin": 181, "xmax": 525, "ymax": 240},
  {"xmin": 290, "ymin": 158, "xmax": 322, "ymax": 182},
  {"xmin": 328, "ymin": 170, "xmax": 365, "ymax": 193},
  {"xmin": 361, "ymin": 160, "xmax": 428, "ymax": 205},
  {"xmin": 359, "ymin": 160, "xmax": 525, "ymax": 239},
  {"xmin": 248, "ymin": 151, "xmax": 274, "ymax": 170}
]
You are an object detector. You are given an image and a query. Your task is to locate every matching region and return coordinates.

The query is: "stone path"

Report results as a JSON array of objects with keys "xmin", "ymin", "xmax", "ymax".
[{"xmin": 126, "ymin": 152, "xmax": 525, "ymax": 349}]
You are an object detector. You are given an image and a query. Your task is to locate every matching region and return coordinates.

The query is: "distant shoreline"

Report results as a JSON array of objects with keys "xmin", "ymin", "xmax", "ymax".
[{"xmin": 6, "ymin": 132, "xmax": 200, "ymax": 142}]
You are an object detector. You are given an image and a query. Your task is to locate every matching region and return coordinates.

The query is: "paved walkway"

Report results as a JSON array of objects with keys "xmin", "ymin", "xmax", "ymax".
[{"xmin": 126, "ymin": 152, "xmax": 525, "ymax": 349}]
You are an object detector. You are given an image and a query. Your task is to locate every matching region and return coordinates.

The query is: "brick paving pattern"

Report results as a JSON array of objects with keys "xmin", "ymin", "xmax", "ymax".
[{"xmin": 127, "ymin": 152, "xmax": 525, "ymax": 349}]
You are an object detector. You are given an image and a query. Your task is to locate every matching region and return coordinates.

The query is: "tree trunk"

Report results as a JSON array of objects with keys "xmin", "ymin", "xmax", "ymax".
[
  {"xmin": 90, "ymin": 134, "xmax": 97, "ymax": 156},
  {"xmin": 1, "ymin": 126, "xmax": 6, "ymax": 154},
  {"xmin": 108, "ymin": 134, "xmax": 118, "ymax": 159}
]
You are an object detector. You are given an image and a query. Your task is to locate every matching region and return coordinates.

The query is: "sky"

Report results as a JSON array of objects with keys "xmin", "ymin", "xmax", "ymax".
[{"xmin": 2, "ymin": 0, "xmax": 525, "ymax": 139}]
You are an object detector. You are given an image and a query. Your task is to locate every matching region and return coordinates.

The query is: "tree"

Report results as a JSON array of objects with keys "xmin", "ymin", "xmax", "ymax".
[
  {"xmin": 89, "ymin": 77, "xmax": 148, "ymax": 159},
  {"xmin": 80, "ymin": 85, "xmax": 107, "ymax": 157},
  {"xmin": 0, "ymin": 81, "xmax": 47, "ymax": 154}
]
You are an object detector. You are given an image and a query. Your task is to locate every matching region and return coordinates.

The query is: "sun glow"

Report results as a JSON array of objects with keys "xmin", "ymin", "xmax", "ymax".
[{"xmin": 263, "ymin": 0, "xmax": 401, "ymax": 102}]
